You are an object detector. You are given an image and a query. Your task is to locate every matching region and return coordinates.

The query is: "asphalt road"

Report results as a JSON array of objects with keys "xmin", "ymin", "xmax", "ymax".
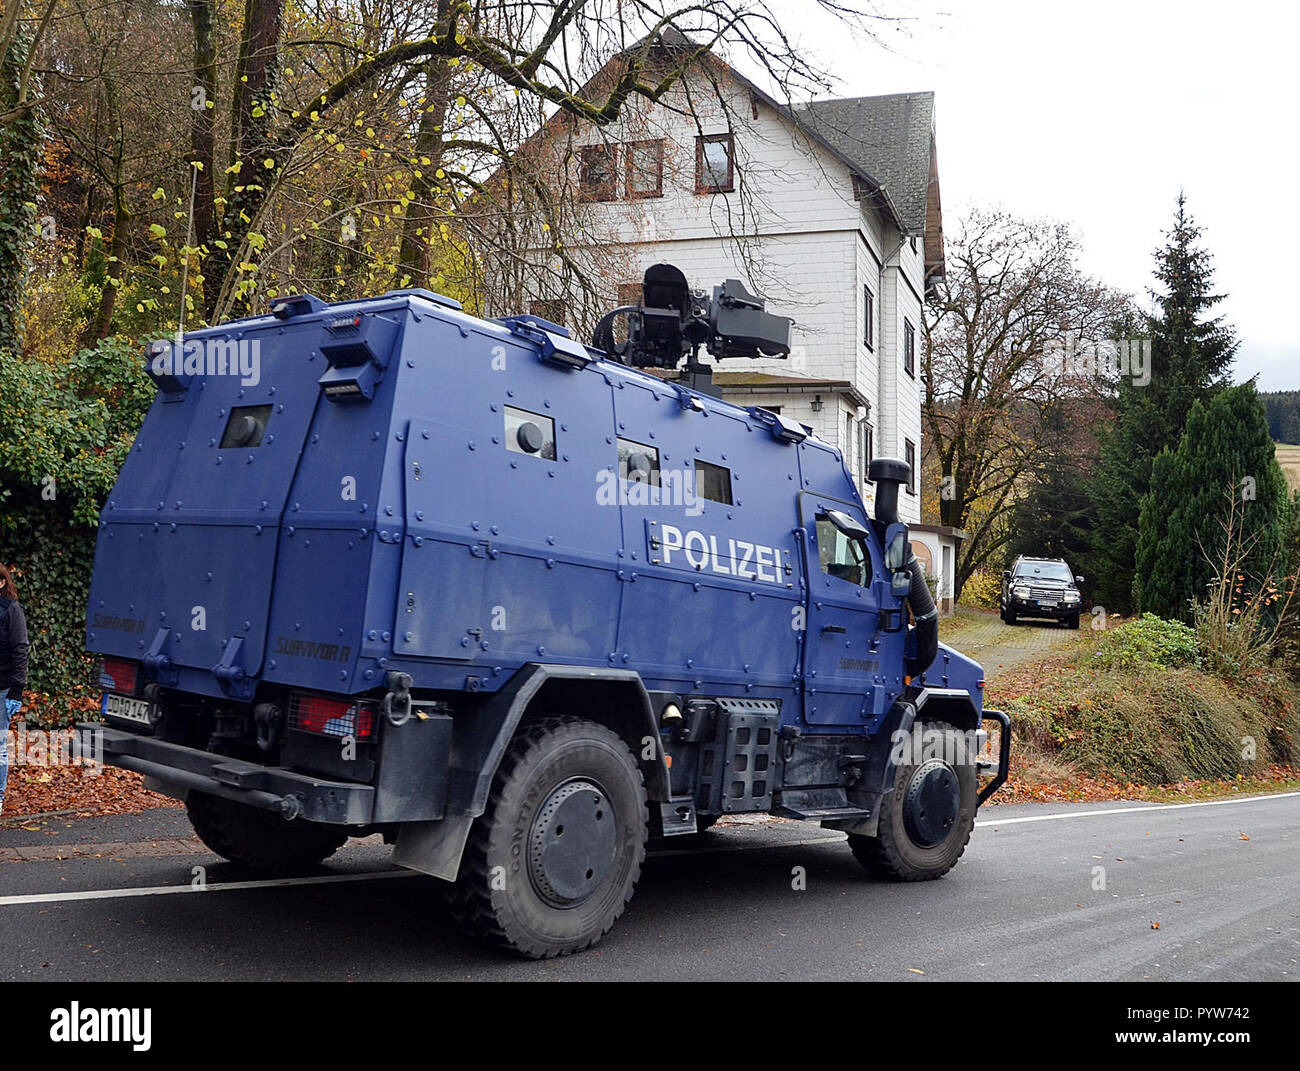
[{"xmin": 1, "ymin": 792, "xmax": 1296, "ymax": 981}]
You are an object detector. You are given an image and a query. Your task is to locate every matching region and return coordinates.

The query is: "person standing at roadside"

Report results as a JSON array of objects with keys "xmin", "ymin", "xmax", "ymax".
[{"xmin": 0, "ymin": 564, "xmax": 29, "ymax": 816}]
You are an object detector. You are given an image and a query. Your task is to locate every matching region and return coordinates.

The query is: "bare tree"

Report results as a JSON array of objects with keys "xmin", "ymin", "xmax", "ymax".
[{"xmin": 922, "ymin": 206, "xmax": 1132, "ymax": 595}]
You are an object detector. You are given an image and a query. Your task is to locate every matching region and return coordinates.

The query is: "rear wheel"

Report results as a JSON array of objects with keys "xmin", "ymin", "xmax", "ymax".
[
  {"xmin": 186, "ymin": 791, "xmax": 347, "ymax": 873},
  {"xmin": 446, "ymin": 716, "xmax": 647, "ymax": 958},
  {"xmin": 848, "ymin": 723, "xmax": 976, "ymax": 881}
]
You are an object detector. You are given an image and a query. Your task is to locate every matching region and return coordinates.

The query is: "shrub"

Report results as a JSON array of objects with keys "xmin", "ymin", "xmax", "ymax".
[
  {"xmin": 1089, "ymin": 613, "xmax": 1200, "ymax": 672},
  {"xmin": 1191, "ymin": 489, "xmax": 1298, "ymax": 679},
  {"xmin": 959, "ymin": 570, "xmax": 1000, "ymax": 610}
]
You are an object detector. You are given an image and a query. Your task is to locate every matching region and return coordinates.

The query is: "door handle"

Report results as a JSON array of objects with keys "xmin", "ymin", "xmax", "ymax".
[{"xmin": 821, "ymin": 625, "xmax": 847, "ymax": 634}]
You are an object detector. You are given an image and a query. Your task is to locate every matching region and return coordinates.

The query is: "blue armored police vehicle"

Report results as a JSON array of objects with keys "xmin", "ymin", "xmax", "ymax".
[{"xmin": 83, "ymin": 265, "xmax": 1009, "ymax": 957}]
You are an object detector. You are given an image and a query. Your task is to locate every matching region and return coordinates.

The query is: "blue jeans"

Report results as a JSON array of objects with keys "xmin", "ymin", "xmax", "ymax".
[
  {"xmin": 0, "ymin": 687, "xmax": 9, "ymax": 805},
  {"xmin": 0, "ymin": 689, "xmax": 16, "ymax": 806}
]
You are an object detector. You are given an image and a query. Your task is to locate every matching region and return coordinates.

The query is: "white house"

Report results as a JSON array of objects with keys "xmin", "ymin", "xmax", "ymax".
[{"xmin": 483, "ymin": 32, "xmax": 963, "ymax": 597}]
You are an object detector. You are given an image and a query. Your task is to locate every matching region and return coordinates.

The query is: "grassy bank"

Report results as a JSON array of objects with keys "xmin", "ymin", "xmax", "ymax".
[{"xmin": 984, "ymin": 615, "xmax": 1300, "ymax": 799}]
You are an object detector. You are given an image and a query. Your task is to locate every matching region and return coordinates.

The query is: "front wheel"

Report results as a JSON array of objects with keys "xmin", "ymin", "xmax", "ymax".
[
  {"xmin": 1065, "ymin": 613, "xmax": 1080, "ymax": 630},
  {"xmin": 848, "ymin": 723, "xmax": 976, "ymax": 881},
  {"xmin": 446, "ymin": 716, "xmax": 647, "ymax": 958}
]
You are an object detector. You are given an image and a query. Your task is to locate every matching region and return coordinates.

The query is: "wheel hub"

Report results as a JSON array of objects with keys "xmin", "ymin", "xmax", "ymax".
[
  {"xmin": 903, "ymin": 761, "xmax": 960, "ymax": 848},
  {"xmin": 528, "ymin": 779, "xmax": 617, "ymax": 906}
]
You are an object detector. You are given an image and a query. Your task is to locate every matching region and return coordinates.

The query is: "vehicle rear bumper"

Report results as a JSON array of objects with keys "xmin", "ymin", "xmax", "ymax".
[{"xmin": 79, "ymin": 723, "xmax": 374, "ymax": 825}]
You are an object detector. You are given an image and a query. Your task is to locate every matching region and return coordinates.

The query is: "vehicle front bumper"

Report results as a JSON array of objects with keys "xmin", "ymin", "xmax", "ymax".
[{"xmin": 1007, "ymin": 597, "xmax": 1080, "ymax": 619}]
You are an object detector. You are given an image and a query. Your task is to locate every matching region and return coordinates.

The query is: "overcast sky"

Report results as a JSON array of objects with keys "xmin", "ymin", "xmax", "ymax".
[{"xmin": 760, "ymin": 0, "xmax": 1298, "ymax": 391}]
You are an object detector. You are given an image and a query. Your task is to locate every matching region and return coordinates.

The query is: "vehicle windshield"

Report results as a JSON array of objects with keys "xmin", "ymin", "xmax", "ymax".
[{"xmin": 1015, "ymin": 562, "xmax": 1074, "ymax": 583}]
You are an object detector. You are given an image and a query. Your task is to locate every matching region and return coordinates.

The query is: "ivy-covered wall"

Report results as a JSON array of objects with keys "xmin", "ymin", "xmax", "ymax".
[{"xmin": 0, "ymin": 339, "xmax": 154, "ymax": 727}]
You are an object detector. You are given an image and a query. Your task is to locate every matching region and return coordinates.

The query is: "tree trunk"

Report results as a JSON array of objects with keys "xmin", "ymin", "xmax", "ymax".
[
  {"xmin": 86, "ymin": 184, "xmax": 129, "ymax": 341},
  {"xmin": 188, "ymin": 0, "xmax": 218, "ymax": 318},
  {"xmin": 396, "ymin": 0, "xmax": 455, "ymax": 287},
  {"xmin": 209, "ymin": 0, "xmax": 284, "ymax": 318},
  {"xmin": 0, "ymin": 31, "xmax": 41, "ymax": 355}
]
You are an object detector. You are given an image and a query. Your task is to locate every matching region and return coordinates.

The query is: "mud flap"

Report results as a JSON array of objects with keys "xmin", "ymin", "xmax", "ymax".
[{"xmin": 392, "ymin": 815, "xmax": 476, "ymax": 881}]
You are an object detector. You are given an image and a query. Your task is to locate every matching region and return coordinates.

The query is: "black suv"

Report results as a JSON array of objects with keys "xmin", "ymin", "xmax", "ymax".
[{"xmin": 1000, "ymin": 556, "xmax": 1085, "ymax": 628}]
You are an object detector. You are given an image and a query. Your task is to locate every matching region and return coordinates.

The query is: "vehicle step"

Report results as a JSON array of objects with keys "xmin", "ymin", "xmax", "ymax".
[{"xmin": 775, "ymin": 806, "xmax": 873, "ymax": 821}]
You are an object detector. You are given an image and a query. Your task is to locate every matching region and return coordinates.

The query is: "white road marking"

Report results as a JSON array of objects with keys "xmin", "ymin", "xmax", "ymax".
[
  {"xmin": 0, "ymin": 869, "xmax": 418, "ymax": 907},
  {"xmin": 1, "ymin": 791, "xmax": 1294, "ymax": 908},
  {"xmin": 975, "ymin": 790, "xmax": 1300, "ymax": 827}
]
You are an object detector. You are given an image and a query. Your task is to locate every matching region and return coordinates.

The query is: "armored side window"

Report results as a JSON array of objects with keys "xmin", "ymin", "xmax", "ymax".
[
  {"xmin": 695, "ymin": 460, "xmax": 732, "ymax": 505},
  {"xmin": 815, "ymin": 515, "xmax": 869, "ymax": 588},
  {"xmin": 504, "ymin": 406, "xmax": 556, "ymax": 460},
  {"xmin": 220, "ymin": 404, "xmax": 272, "ymax": 448},
  {"xmin": 617, "ymin": 438, "xmax": 659, "ymax": 487}
]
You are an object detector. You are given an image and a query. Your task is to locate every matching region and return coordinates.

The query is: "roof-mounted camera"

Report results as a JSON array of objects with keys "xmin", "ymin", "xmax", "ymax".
[{"xmin": 592, "ymin": 263, "xmax": 793, "ymax": 396}]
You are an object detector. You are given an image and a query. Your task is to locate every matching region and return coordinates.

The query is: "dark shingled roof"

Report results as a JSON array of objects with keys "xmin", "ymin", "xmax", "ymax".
[{"xmin": 789, "ymin": 92, "xmax": 935, "ymax": 234}]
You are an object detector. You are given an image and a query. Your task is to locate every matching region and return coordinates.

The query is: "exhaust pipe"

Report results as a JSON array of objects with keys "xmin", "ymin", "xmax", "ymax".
[{"xmin": 868, "ymin": 458, "xmax": 938, "ymax": 678}]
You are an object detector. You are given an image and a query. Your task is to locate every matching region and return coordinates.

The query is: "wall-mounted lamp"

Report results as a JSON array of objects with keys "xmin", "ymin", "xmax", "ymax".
[{"xmin": 810, "ymin": 394, "xmax": 823, "ymax": 412}]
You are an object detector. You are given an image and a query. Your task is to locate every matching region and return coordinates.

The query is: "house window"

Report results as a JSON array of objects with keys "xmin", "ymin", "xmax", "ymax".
[
  {"xmin": 860, "ymin": 422, "xmax": 872, "ymax": 486},
  {"xmin": 904, "ymin": 439, "xmax": 916, "ymax": 495},
  {"xmin": 844, "ymin": 413, "xmax": 855, "ymax": 473},
  {"xmin": 579, "ymin": 144, "xmax": 617, "ymax": 201},
  {"xmin": 903, "ymin": 318, "xmax": 915, "ymax": 377},
  {"xmin": 695, "ymin": 134, "xmax": 734, "ymax": 194},
  {"xmin": 863, "ymin": 286, "xmax": 874, "ymax": 350},
  {"xmin": 528, "ymin": 299, "xmax": 565, "ymax": 327},
  {"xmin": 625, "ymin": 139, "xmax": 664, "ymax": 199}
]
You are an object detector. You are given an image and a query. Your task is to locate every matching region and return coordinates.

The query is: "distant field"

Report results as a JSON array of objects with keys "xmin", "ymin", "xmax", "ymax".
[{"xmin": 1276, "ymin": 442, "xmax": 1300, "ymax": 492}]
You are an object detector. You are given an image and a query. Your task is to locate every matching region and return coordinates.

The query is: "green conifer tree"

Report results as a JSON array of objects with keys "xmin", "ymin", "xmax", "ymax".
[
  {"xmin": 1088, "ymin": 195, "xmax": 1238, "ymax": 611},
  {"xmin": 1134, "ymin": 383, "xmax": 1290, "ymax": 620}
]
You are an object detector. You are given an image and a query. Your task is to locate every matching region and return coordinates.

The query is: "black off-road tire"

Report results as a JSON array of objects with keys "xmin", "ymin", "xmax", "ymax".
[
  {"xmin": 1003, "ymin": 608, "xmax": 1017, "ymax": 625},
  {"xmin": 848, "ymin": 723, "xmax": 977, "ymax": 882},
  {"xmin": 186, "ymin": 791, "xmax": 347, "ymax": 872},
  {"xmin": 445, "ymin": 716, "xmax": 647, "ymax": 958},
  {"xmin": 1065, "ymin": 613, "xmax": 1080, "ymax": 630}
]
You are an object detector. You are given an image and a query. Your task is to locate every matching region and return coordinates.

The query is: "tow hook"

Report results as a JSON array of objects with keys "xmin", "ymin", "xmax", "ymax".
[{"xmin": 383, "ymin": 671, "xmax": 414, "ymax": 726}]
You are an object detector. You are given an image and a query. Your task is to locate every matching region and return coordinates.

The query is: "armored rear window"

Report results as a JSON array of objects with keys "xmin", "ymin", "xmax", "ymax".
[
  {"xmin": 504, "ymin": 406, "xmax": 556, "ymax": 460},
  {"xmin": 219, "ymin": 404, "xmax": 272, "ymax": 449}
]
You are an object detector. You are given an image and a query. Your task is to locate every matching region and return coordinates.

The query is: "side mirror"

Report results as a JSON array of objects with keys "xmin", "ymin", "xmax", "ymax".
[
  {"xmin": 884, "ymin": 522, "xmax": 912, "ymax": 597},
  {"xmin": 1075, "ymin": 575, "xmax": 1085, "ymax": 585},
  {"xmin": 1002, "ymin": 570, "xmax": 1011, "ymax": 581},
  {"xmin": 884, "ymin": 522, "xmax": 910, "ymax": 571},
  {"xmin": 825, "ymin": 508, "xmax": 870, "ymax": 542}
]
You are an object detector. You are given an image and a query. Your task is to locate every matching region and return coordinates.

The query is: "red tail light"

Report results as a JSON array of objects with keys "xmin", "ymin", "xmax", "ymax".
[
  {"xmin": 288, "ymin": 693, "xmax": 375, "ymax": 741},
  {"xmin": 100, "ymin": 657, "xmax": 138, "ymax": 694}
]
